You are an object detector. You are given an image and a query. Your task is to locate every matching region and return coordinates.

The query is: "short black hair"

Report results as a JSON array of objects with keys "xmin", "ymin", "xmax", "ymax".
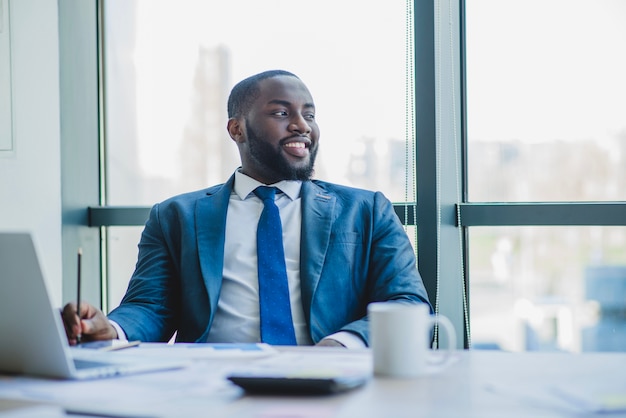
[{"xmin": 227, "ymin": 70, "xmax": 299, "ymax": 119}]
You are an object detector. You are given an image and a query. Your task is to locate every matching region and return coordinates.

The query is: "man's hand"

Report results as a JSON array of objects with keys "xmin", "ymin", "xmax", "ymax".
[
  {"xmin": 315, "ymin": 338, "xmax": 346, "ymax": 348},
  {"xmin": 61, "ymin": 302, "xmax": 118, "ymax": 345}
]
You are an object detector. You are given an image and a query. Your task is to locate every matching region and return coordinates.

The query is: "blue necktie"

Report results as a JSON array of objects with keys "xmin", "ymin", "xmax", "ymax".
[{"xmin": 253, "ymin": 186, "xmax": 297, "ymax": 345}]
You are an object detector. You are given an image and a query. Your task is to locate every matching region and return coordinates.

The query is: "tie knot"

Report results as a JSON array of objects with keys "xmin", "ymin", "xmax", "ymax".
[{"xmin": 254, "ymin": 186, "xmax": 277, "ymax": 201}]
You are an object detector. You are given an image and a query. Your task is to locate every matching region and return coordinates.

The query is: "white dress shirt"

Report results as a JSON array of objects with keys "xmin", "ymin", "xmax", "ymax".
[{"xmin": 206, "ymin": 171, "xmax": 311, "ymax": 344}]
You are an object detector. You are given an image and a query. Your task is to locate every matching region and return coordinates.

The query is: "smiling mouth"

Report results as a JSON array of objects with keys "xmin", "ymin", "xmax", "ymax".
[
  {"xmin": 284, "ymin": 142, "xmax": 307, "ymax": 149},
  {"xmin": 282, "ymin": 139, "xmax": 310, "ymax": 158}
]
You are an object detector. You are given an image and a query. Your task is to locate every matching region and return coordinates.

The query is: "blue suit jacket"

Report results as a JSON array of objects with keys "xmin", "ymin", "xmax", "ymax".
[{"xmin": 108, "ymin": 174, "xmax": 431, "ymax": 345}]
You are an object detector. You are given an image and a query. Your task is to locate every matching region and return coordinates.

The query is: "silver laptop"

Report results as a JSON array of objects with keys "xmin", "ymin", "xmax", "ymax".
[{"xmin": 0, "ymin": 232, "xmax": 187, "ymax": 379}]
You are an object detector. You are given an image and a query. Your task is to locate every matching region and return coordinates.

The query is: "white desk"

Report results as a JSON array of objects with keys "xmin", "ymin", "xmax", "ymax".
[{"xmin": 1, "ymin": 347, "xmax": 625, "ymax": 418}]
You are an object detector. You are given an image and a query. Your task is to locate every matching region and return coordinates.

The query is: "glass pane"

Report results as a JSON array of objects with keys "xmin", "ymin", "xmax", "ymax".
[
  {"xmin": 103, "ymin": 0, "xmax": 415, "ymax": 308},
  {"xmin": 466, "ymin": 0, "xmax": 626, "ymax": 202},
  {"xmin": 106, "ymin": 227, "xmax": 143, "ymax": 311},
  {"xmin": 469, "ymin": 226, "xmax": 626, "ymax": 352},
  {"xmin": 104, "ymin": 0, "xmax": 414, "ymax": 206}
]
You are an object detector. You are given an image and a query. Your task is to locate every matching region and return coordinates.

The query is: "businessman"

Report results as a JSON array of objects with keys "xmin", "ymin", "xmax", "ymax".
[{"xmin": 63, "ymin": 70, "xmax": 431, "ymax": 348}]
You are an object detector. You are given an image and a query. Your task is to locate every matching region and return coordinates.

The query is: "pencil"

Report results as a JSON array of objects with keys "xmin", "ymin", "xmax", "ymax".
[{"xmin": 76, "ymin": 247, "xmax": 82, "ymax": 344}]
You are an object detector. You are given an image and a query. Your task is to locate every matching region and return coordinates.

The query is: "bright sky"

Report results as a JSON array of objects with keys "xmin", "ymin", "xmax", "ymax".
[{"xmin": 466, "ymin": 0, "xmax": 626, "ymax": 145}]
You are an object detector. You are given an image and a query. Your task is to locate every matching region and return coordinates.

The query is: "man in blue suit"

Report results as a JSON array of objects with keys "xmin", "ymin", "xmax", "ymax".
[{"xmin": 63, "ymin": 70, "xmax": 431, "ymax": 348}]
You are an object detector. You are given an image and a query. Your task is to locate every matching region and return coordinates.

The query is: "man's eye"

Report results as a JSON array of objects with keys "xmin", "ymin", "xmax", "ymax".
[
  {"xmin": 272, "ymin": 111, "xmax": 288, "ymax": 116},
  {"xmin": 304, "ymin": 114, "xmax": 315, "ymax": 120}
]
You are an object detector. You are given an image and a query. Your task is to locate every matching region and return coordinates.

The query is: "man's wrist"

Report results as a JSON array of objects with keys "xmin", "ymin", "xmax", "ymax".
[
  {"xmin": 322, "ymin": 331, "xmax": 366, "ymax": 349},
  {"xmin": 108, "ymin": 320, "xmax": 127, "ymax": 341}
]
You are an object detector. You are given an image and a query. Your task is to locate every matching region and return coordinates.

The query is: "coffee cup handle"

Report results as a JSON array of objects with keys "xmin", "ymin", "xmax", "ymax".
[{"xmin": 427, "ymin": 314, "xmax": 456, "ymax": 365}]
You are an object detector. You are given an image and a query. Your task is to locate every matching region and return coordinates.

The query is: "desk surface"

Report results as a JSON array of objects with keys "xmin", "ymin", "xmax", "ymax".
[{"xmin": 1, "ymin": 347, "xmax": 625, "ymax": 418}]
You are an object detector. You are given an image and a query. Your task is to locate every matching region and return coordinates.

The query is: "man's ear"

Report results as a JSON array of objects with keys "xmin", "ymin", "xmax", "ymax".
[{"xmin": 227, "ymin": 118, "xmax": 245, "ymax": 143}]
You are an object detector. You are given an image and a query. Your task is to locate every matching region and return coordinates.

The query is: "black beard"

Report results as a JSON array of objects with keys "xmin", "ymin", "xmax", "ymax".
[{"xmin": 246, "ymin": 124, "xmax": 317, "ymax": 181}]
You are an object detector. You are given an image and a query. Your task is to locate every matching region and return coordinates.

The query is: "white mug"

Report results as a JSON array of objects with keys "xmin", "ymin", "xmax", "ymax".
[{"xmin": 368, "ymin": 302, "xmax": 456, "ymax": 378}]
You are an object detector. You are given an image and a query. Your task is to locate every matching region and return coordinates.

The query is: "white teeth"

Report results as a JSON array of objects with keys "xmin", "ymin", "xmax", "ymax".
[{"xmin": 284, "ymin": 142, "xmax": 305, "ymax": 148}]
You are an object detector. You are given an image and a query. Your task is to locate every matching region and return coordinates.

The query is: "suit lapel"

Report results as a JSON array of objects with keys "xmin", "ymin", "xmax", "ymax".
[
  {"xmin": 300, "ymin": 181, "xmax": 335, "ymax": 319},
  {"xmin": 195, "ymin": 175, "xmax": 234, "ymax": 339}
]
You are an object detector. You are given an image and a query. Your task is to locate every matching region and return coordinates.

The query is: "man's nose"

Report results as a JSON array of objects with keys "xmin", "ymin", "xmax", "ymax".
[{"xmin": 289, "ymin": 114, "xmax": 312, "ymax": 134}]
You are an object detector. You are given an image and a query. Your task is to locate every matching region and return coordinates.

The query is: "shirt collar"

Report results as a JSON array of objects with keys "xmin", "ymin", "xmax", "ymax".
[{"xmin": 234, "ymin": 169, "xmax": 302, "ymax": 201}]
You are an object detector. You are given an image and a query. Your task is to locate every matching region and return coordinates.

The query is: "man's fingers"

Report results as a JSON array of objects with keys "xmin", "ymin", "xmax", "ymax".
[
  {"xmin": 60, "ymin": 303, "xmax": 81, "ymax": 344},
  {"xmin": 61, "ymin": 301, "xmax": 106, "ymax": 343},
  {"xmin": 80, "ymin": 317, "xmax": 95, "ymax": 335},
  {"xmin": 62, "ymin": 302, "xmax": 117, "ymax": 343},
  {"xmin": 78, "ymin": 311, "xmax": 117, "ymax": 341}
]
